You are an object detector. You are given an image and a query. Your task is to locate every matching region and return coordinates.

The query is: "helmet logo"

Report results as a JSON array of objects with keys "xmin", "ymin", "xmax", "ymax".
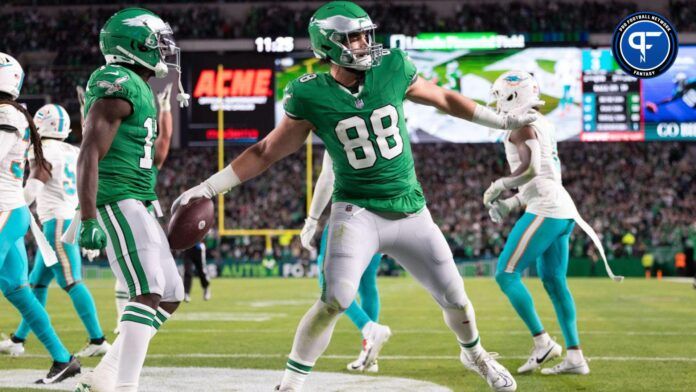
[
  {"xmin": 97, "ymin": 75, "xmax": 130, "ymax": 95},
  {"xmin": 122, "ymin": 14, "xmax": 167, "ymax": 31}
]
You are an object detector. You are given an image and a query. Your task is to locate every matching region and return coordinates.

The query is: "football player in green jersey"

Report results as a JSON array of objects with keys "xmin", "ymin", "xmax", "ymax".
[
  {"xmin": 74, "ymin": 8, "xmax": 188, "ymax": 392},
  {"xmin": 175, "ymin": 2, "xmax": 537, "ymax": 391}
]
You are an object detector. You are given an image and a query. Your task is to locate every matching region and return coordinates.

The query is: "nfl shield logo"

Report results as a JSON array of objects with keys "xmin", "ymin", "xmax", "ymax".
[{"xmin": 355, "ymin": 99, "xmax": 364, "ymax": 109}]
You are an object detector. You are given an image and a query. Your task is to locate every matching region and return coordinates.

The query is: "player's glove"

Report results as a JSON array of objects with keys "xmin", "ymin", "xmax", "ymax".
[
  {"xmin": 172, "ymin": 165, "xmax": 241, "ymax": 214},
  {"xmin": 483, "ymin": 178, "xmax": 507, "ymax": 207},
  {"xmin": 79, "ymin": 219, "xmax": 107, "ymax": 250},
  {"xmin": 300, "ymin": 217, "xmax": 319, "ymax": 251},
  {"xmin": 81, "ymin": 248, "xmax": 100, "ymax": 262},
  {"xmin": 488, "ymin": 195, "xmax": 522, "ymax": 224},
  {"xmin": 157, "ymin": 83, "xmax": 173, "ymax": 113},
  {"xmin": 500, "ymin": 107, "xmax": 542, "ymax": 130}
]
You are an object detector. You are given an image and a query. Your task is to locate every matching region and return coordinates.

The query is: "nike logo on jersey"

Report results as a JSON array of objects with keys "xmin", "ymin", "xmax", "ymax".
[
  {"xmin": 536, "ymin": 346, "xmax": 555, "ymax": 364},
  {"xmin": 104, "ymin": 71, "xmax": 120, "ymax": 76}
]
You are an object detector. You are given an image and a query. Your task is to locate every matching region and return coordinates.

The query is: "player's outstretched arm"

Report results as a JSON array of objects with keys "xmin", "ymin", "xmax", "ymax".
[
  {"xmin": 155, "ymin": 83, "xmax": 173, "ymax": 169},
  {"xmin": 301, "ymin": 152, "xmax": 335, "ymax": 251},
  {"xmin": 172, "ymin": 115, "xmax": 313, "ymax": 213},
  {"xmin": 405, "ymin": 76, "xmax": 538, "ymax": 130},
  {"xmin": 77, "ymin": 98, "xmax": 130, "ymax": 248},
  {"xmin": 483, "ymin": 125, "xmax": 540, "ymax": 207}
]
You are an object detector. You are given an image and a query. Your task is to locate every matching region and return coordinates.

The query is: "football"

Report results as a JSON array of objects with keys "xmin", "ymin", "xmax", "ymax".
[{"xmin": 167, "ymin": 197, "xmax": 215, "ymax": 250}]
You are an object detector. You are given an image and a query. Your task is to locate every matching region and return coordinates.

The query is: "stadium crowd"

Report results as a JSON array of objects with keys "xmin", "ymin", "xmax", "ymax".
[
  {"xmin": 154, "ymin": 142, "xmax": 694, "ymax": 266},
  {"xmin": 4, "ymin": 0, "xmax": 689, "ymax": 107}
]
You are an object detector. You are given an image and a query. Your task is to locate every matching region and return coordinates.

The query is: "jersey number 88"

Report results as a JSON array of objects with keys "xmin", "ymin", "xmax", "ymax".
[{"xmin": 335, "ymin": 104, "xmax": 403, "ymax": 169}]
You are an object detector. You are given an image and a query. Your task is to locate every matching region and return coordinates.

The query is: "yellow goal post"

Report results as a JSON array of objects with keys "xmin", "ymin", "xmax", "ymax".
[{"xmin": 214, "ymin": 64, "xmax": 312, "ymax": 251}]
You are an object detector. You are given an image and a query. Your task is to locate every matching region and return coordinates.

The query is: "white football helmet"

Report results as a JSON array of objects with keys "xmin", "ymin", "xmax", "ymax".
[
  {"xmin": 489, "ymin": 70, "xmax": 544, "ymax": 116},
  {"xmin": 0, "ymin": 52, "xmax": 24, "ymax": 100},
  {"xmin": 34, "ymin": 104, "xmax": 71, "ymax": 140}
]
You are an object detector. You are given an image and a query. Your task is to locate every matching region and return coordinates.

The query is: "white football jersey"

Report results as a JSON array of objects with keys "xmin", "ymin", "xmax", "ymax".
[
  {"xmin": 0, "ymin": 104, "xmax": 29, "ymax": 212},
  {"xmin": 503, "ymin": 115, "xmax": 578, "ymax": 219},
  {"xmin": 30, "ymin": 139, "xmax": 80, "ymax": 223}
]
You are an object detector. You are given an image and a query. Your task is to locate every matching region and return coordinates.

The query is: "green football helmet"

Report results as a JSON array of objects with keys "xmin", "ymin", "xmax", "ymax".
[
  {"xmin": 99, "ymin": 8, "xmax": 179, "ymax": 79},
  {"xmin": 308, "ymin": 1, "xmax": 382, "ymax": 71}
]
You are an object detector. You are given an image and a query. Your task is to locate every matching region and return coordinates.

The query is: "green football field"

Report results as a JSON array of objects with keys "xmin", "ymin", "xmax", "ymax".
[{"xmin": 1, "ymin": 277, "xmax": 695, "ymax": 391}]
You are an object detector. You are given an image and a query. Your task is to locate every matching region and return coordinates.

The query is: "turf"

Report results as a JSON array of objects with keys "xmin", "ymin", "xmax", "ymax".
[{"xmin": 1, "ymin": 277, "xmax": 695, "ymax": 391}]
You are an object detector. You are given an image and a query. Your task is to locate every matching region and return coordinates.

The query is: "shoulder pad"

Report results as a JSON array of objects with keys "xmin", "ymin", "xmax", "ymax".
[
  {"xmin": 0, "ymin": 104, "xmax": 28, "ymax": 135},
  {"xmin": 87, "ymin": 65, "xmax": 135, "ymax": 99}
]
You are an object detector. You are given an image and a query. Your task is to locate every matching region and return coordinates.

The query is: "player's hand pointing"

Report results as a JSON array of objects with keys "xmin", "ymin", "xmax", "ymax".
[
  {"xmin": 79, "ymin": 219, "xmax": 107, "ymax": 250},
  {"xmin": 300, "ymin": 217, "xmax": 319, "ymax": 251}
]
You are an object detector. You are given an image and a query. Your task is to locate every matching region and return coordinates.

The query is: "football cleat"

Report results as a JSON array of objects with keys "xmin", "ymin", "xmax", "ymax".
[
  {"xmin": 461, "ymin": 350, "xmax": 517, "ymax": 392},
  {"xmin": 74, "ymin": 369, "xmax": 115, "ymax": 392},
  {"xmin": 75, "ymin": 340, "xmax": 111, "ymax": 358},
  {"xmin": 361, "ymin": 322, "xmax": 391, "ymax": 371},
  {"xmin": 203, "ymin": 287, "xmax": 211, "ymax": 301},
  {"xmin": 0, "ymin": 334, "xmax": 25, "ymax": 356},
  {"xmin": 36, "ymin": 356, "xmax": 81, "ymax": 384},
  {"xmin": 517, "ymin": 339, "xmax": 562, "ymax": 373},
  {"xmin": 184, "ymin": 293, "xmax": 191, "ymax": 303},
  {"xmin": 346, "ymin": 346, "xmax": 379, "ymax": 373},
  {"xmin": 541, "ymin": 355, "xmax": 590, "ymax": 375}
]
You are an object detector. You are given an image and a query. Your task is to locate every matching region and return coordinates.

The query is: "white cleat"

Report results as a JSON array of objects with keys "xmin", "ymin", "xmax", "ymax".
[
  {"xmin": 461, "ymin": 350, "xmax": 517, "ymax": 392},
  {"xmin": 361, "ymin": 322, "xmax": 391, "ymax": 370},
  {"xmin": 74, "ymin": 369, "xmax": 115, "ymax": 392},
  {"xmin": 517, "ymin": 339, "xmax": 562, "ymax": 373},
  {"xmin": 184, "ymin": 293, "xmax": 191, "ymax": 303},
  {"xmin": 203, "ymin": 287, "xmax": 211, "ymax": 301},
  {"xmin": 75, "ymin": 341, "xmax": 111, "ymax": 358},
  {"xmin": 346, "ymin": 347, "xmax": 379, "ymax": 372},
  {"xmin": 0, "ymin": 334, "xmax": 25, "ymax": 356},
  {"xmin": 541, "ymin": 355, "xmax": 590, "ymax": 375}
]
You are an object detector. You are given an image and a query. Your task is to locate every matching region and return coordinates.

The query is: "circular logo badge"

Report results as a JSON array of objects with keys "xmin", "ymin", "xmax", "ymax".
[{"xmin": 612, "ymin": 12, "xmax": 678, "ymax": 78}]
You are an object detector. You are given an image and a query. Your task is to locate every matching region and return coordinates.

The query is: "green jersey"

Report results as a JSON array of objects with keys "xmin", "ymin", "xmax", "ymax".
[
  {"xmin": 284, "ymin": 49, "xmax": 424, "ymax": 214},
  {"xmin": 84, "ymin": 64, "xmax": 158, "ymax": 206}
]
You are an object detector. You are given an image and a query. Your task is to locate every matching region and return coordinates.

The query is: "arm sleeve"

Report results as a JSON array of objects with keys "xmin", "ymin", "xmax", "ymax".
[
  {"xmin": 308, "ymin": 152, "xmax": 335, "ymax": 220},
  {"xmin": 283, "ymin": 80, "xmax": 307, "ymax": 120},
  {"xmin": 24, "ymin": 178, "xmax": 45, "ymax": 206},
  {"xmin": 500, "ymin": 139, "xmax": 541, "ymax": 189},
  {"xmin": 88, "ymin": 69, "xmax": 136, "ymax": 108}
]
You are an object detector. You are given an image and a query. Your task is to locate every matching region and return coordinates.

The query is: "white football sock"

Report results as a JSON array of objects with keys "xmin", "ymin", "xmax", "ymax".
[
  {"xmin": 444, "ymin": 302, "xmax": 479, "ymax": 346},
  {"xmin": 280, "ymin": 300, "xmax": 342, "ymax": 390},
  {"xmin": 533, "ymin": 332, "xmax": 551, "ymax": 348},
  {"xmin": 567, "ymin": 348, "xmax": 584, "ymax": 363},
  {"xmin": 115, "ymin": 302, "xmax": 156, "ymax": 392},
  {"xmin": 91, "ymin": 333, "xmax": 122, "ymax": 390},
  {"xmin": 360, "ymin": 321, "xmax": 377, "ymax": 339}
]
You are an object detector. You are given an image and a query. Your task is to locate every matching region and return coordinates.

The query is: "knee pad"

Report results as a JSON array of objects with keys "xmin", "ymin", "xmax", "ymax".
[
  {"xmin": 323, "ymin": 278, "xmax": 357, "ymax": 312},
  {"xmin": 435, "ymin": 279, "xmax": 469, "ymax": 310}
]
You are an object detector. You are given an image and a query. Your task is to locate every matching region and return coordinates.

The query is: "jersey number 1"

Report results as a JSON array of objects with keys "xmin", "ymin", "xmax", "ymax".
[
  {"xmin": 335, "ymin": 105, "xmax": 403, "ymax": 169},
  {"xmin": 139, "ymin": 118, "xmax": 156, "ymax": 169}
]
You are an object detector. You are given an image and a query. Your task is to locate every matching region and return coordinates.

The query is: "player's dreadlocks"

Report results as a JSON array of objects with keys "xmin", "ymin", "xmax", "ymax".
[{"xmin": 0, "ymin": 99, "xmax": 51, "ymax": 172}]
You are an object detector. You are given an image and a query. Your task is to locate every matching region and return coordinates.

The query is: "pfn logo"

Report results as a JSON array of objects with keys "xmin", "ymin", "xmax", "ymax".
[
  {"xmin": 628, "ymin": 31, "xmax": 662, "ymax": 63},
  {"xmin": 612, "ymin": 12, "xmax": 678, "ymax": 78},
  {"xmin": 193, "ymin": 69, "xmax": 272, "ymax": 98}
]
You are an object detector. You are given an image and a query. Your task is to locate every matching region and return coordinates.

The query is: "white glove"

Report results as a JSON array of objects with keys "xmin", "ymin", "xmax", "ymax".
[
  {"xmin": 300, "ymin": 217, "xmax": 319, "ymax": 251},
  {"xmin": 81, "ymin": 248, "xmax": 100, "ymax": 262},
  {"xmin": 157, "ymin": 83, "xmax": 173, "ymax": 113},
  {"xmin": 75, "ymin": 86, "xmax": 85, "ymax": 113},
  {"xmin": 171, "ymin": 166, "xmax": 241, "ymax": 214},
  {"xmin": 483, "ymin": 178, "xmax": 506, "ymax": 207},
  {"xmin": 501, "ymin": 107, "xmax": 543, "ymax": 130},
  {"xmin": 488, "ymin": 195, "xmax": 522, "ymax": 224},
  {"xmin": 171, "ymin": 182, "xmax": 216, "ymax": 214}
]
